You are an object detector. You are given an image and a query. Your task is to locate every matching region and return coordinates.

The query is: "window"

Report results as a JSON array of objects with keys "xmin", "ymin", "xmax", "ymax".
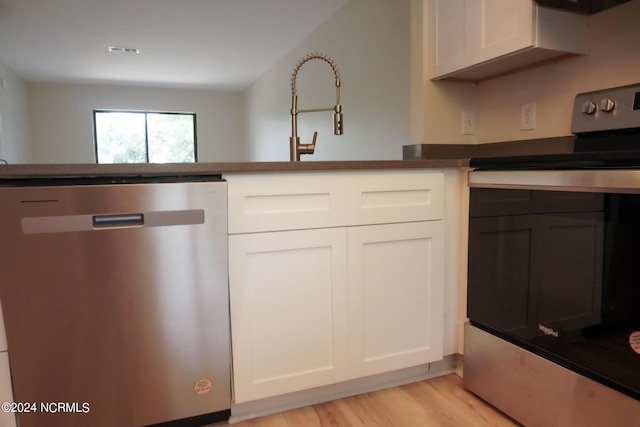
[{"xmin": 94, "ymin": 110, "xmax": 197, "ymax": 164}]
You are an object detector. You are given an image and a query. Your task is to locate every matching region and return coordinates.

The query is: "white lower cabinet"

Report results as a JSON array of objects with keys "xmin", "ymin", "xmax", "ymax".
[
  {"xmin": 228, "ymin": 171, "xmax": 445, "ymax": 403},
  {"xmin": 229, "ymin": 221, "xmax": 445, "ymax": 403},
  {"xmin": 347, "ymin": 221, "xmax": 444, "ymax": 378}
]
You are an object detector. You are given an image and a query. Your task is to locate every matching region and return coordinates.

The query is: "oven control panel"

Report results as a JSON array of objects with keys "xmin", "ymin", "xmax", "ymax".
[{"xmin": 571, "ymin": 83, "xmax": 640, "ymax": 134}]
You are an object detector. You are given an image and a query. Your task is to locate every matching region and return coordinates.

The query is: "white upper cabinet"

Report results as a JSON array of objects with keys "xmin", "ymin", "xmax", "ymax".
[{"xmin": 429, "ymin": 0, "xmax": 588, "ymax": 80}]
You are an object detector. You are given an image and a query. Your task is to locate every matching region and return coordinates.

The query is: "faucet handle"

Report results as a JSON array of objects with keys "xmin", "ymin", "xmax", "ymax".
[{"xmin": 298, "ymin": 132, "xmax": 318, "ymax": 156}]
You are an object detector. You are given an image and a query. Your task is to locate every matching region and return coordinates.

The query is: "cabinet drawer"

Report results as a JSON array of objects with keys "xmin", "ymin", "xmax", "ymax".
[
  {"xmin": 227, "ymin": 173, "xmax": 346, "ymax": 233},
  {"xmin": 345, "ymin": 171, "xmax": 444, "ymax": 225}
]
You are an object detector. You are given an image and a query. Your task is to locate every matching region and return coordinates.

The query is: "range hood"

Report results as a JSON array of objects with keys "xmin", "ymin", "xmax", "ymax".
[{"xmin": 534, "ymin": 0, "xmax": 630, "ymax": 14}]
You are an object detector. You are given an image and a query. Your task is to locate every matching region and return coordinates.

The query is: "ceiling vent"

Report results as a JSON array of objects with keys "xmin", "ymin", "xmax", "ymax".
[{"xmin": 107, "ymin": 46, "xmax": 140, "ymax": 54}]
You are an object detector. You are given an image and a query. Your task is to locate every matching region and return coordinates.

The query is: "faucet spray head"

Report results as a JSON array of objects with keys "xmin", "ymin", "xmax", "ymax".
[
  {"xmin": 333, "ymin": 76, "xmax": 342, "ymax": 135},
  {"xmin": 334, "ymin": 104, "xmax": 343, "ymax": 135}
]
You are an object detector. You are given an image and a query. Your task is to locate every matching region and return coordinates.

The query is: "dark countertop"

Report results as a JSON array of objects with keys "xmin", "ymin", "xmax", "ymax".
[
  {"xmin": 1, "ymin": 137, "xmax": 577, "ymax": 179},
  {"xmin": 403, "ymin": 136, "xmax": 576, "ymax": 160},
  {"xmin": 0, "ymin": 135, "xmax": 587, "ymax": 179},
  {"xmin": 0, "ymin": 159, "xmax": 469, "ymax": 179}
]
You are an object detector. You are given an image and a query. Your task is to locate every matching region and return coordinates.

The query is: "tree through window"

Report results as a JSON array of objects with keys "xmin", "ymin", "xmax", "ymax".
[{"xmin": 94, "ymin": 111, "xmax": 197, "ymax": 164}]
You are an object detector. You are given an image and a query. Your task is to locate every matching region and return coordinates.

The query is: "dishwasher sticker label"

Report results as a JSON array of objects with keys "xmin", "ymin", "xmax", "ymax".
[
  {"xmin": 630, "ymin": 331, "xmax": 640, "ymax": 355},
  {"xmin": 194, "ymin": 379, "xmax": 213, "ymax": 395}
]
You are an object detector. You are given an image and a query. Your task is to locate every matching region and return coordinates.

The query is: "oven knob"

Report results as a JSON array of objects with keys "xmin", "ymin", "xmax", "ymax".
[
  {"xmin": 599, "ymin": 97, "xmax": 616, "ymax": 113},
  {"xmin": 581, "ymin": 100, "xmax": 597, "ymax": 115}
]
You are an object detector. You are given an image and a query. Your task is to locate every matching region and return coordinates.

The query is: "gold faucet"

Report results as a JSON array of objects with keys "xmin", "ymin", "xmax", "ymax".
[{"xmin": 290, "ymin": 53, "xmax": 343, "ymax": 161}]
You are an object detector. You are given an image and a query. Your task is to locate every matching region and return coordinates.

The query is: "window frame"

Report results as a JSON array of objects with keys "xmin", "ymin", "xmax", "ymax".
[{"xmin": 93, "ymin": 109, "xmax": 198, "ymax": 164}]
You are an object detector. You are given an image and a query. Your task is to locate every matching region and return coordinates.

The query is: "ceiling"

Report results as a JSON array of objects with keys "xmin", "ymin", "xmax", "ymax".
[{"xmin": 0, "ymin": 0, "xmax": 351, "ymax": 91}]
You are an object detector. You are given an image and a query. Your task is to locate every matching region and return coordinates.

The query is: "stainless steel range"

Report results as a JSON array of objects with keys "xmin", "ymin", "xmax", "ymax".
[{"xmin": 466, "ymin": 84, "xmax": 640, "ymax": 427}]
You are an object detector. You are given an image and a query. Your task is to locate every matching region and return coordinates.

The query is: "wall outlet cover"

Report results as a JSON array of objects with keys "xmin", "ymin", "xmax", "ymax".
[
  {"xmin": 521, "ymin": 102, "xmax": 536, "ymax": 130},
  {"xmin": 462, "ymin": 110, "xmax": 476, "ymax": 135}
]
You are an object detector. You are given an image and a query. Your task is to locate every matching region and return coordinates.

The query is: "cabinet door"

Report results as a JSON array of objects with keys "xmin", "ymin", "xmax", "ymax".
[
  {"xmin": 347, "ymin": 221, "xmax": 444, "ymax": 378},
  {"xmin": 229, "ymin": 228, "xmax": 349, "ymax": 403},
  {"xmin": 467, "ymin": 0, "xmax": 533, "ymax": 64},
  {"xmin": 429, "ymin": 0, "xmax": 469, "ymax": 78}
]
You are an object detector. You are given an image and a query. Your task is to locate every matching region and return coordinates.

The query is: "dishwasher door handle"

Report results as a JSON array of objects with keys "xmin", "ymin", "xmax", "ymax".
[
  {"xmin": 93, "ymin": 213, "xmax": 144, "ymax": 228},
  {"xmin": 22, "ymin": 209, "xmax": 204, "ymax": 234}
]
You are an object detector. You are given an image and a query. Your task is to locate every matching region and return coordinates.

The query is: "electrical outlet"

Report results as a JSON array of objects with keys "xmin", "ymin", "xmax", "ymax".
[
  {"xmin": 462, "ymin": 110, "xmax": 476, "ymax": 135},
  {"xmin": 521, "ymin": 102, "xmax": 536, "ymax": 130}
]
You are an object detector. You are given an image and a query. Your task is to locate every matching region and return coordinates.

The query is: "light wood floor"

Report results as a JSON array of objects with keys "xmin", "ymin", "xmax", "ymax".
[{"xmin": 229, "ymin": 374, "xmax": 520, "ymax": 427}]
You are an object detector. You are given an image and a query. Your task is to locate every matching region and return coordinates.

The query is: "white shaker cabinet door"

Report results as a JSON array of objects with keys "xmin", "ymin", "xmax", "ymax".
[
  {"xmin": 229, "ymin": 228, "xmax": 349, "ymax": 403},
  {"xmin": 467, "ymin": 0, "xmax": 533, "ymax": 64},
  {"xmin": 429, "ymin": 0, "xmax": 468, "ymax": 80},
  {"xmin": 347, "ymin": 221, "xmax": 444, "ymax": 379}
]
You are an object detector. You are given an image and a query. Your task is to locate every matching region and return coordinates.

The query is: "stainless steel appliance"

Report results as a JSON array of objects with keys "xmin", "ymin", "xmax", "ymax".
[
  {"xmin": 0, "ymin": 176, "xmax": 230, "ymax": 427},
  {"xmin": 466, "ymin": 84, "xmax": 640, "ymax": 426}
]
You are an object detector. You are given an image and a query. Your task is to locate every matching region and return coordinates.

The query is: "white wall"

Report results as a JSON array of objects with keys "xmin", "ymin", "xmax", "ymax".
[
  {"xmin": 0, "ymin": 63, "xmax": 32, "ymax": 163},
  {"xmin": 244, "ymin": 0, "xmax": 410, "ymax": 161},
  {"xmin": 27, "ymin": 82, "xmax": 245, "ymax": 163}
]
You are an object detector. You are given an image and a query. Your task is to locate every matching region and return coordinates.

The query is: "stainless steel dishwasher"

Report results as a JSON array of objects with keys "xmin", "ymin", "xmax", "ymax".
[{"xmin": 0, "ymin": 176, "xmax": 230, "ymax": 427}]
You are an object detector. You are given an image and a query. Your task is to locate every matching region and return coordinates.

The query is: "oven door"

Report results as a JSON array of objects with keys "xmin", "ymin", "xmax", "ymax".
[{"xmin": 468, "ymin": 169, "xmax": 640, "ymax": 400}]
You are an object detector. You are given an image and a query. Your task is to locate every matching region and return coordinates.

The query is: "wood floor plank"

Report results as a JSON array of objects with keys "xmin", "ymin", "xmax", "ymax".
[
  {"xmin": 235, "ymin": 412, "xmax": 292, "ymax": 427},
  {"xmin": 430, "ymin": 375, "xmax": 517, "ymax": 427},
  {"xmin": 230, "ymin": 374, "xmax": 519, "ymax": 427},
  {"xmin": 401, "ymin": 376, "xmax": 515, "ymax": 427},
  {"xmin": 364, "ymin": 386, "xmax": 440, "ymax": 426},
  {"xmin": 281, "ymin": 405, "xmax": 323, "ymax": 427}
]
